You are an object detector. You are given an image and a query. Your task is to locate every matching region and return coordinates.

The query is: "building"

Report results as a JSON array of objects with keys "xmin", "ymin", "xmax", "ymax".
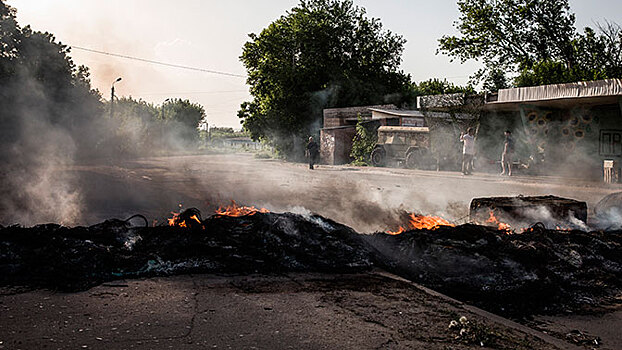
[
  {"xmin": 219, "ymin": 137, "xmax": 264, "ymax": 150},
  {"xmin": 419, "ymin": 79, "xmax": 622, "ymax": 179},
  {"xmin": 320, "ymin": 102, "xmax": 477, "ymax": 166},
  {"xmin": 320, "ymin": 104, "xmax": 398, "ymax": 165}
]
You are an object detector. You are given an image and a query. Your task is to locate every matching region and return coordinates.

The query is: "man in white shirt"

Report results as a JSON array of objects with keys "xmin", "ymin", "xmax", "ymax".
[{"xmin": 460, "ymin": 127, "xmax": 476, "ymax": 175}]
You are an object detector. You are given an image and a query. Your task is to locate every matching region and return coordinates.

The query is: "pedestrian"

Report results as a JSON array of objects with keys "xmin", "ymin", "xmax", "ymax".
[
  {"xmin": 460, "ymin": 127, "xmax": 476, "ymax": 175},
  {"xmin": 306, "ymin": 136, "xmax": 319, "ymax": 170},
  {"xmin": 501, "ymin": 130, "xmax": 514, "ymax": 176}
]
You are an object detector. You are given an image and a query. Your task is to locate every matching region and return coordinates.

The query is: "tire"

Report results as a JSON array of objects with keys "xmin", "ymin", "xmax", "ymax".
[
  {"xmin": 405, "ymin": 150, "xmax": 419, "ymax": 169},
  {"xmin": 370, "ymin": 147, "xmax": 386, "ymax": 167}
]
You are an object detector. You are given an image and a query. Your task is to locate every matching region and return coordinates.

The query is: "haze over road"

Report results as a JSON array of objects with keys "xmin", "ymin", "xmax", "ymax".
[{"xmin": 68, "ymin": 154, "xmax": 619, "ymax": 232}]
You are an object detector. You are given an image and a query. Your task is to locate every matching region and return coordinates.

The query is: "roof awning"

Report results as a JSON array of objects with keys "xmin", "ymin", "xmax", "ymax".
[
  {"xmin": 368, "ymin": 108, "xmax": 425, "ymax": 118},
  {"xmin": 485, "ymin": 79, "xmax": 622, "ymax": 110}
]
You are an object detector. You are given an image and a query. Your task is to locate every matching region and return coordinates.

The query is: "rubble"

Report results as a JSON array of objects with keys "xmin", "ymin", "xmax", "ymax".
[
  {"xmin": 365, "ymin": 223, "xmax": 622, "ymax": 317},
  {"xmin": 0, "ymin": 212, "xmax": 372, "ymax": 291},
  {"xmin": 1, "ymin": 209, "xmax": 622, "ymax": 318}
]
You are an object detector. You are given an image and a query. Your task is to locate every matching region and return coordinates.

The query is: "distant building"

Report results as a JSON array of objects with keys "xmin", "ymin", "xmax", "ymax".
[{"xmin": 220, "ymin": 137, "xmax": 263, "ymax": 150}]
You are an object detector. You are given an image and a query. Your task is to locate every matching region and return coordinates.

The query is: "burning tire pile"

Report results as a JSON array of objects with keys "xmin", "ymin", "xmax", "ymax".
[
  {"xmin": 0, "ymin": 210, "xmax": 372, "ymax": 291},
  {"xmin": 1, "ymin": 204, "xmax": 622, "ymax": 318},
  {"xmin": 367, "ymin": 223, "xmax": 622, "ymax": 317}
]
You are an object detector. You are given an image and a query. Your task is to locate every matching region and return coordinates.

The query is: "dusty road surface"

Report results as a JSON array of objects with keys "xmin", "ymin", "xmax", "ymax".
[
  {"xmin": 0, "ymin": 272, "xmax": 573, "ymax": 350},
  {"xmin": 66, "ymin": 153, "xmax": 621, "ymax": 232}
]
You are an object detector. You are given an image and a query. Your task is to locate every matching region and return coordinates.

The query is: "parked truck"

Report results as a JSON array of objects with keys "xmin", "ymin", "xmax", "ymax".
[
  {"xmin": 370, "ymin": 126, "xmax": 436, "ymax": 169},
  {"xmin": 370, "ymin": 123, "xmax": 467, "ymax": 170}
]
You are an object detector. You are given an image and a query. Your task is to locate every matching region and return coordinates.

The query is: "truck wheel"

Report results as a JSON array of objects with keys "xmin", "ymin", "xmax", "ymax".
[
  {"xmin": 405, "ymin": 151, "xmax": 419, "ymax": 169},
  {"xmin": 371, "ymin": 148, "xmax": 386, "ymax": 167}
]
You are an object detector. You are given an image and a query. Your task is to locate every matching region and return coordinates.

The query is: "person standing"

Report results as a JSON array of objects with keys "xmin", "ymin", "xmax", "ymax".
[
  {"xmin": 460, "ymin": 127, "xmax": 476, "ymax": 175},
  {"xmin": 501, "ymin": 130, "xmax": 514, "ymax": 176},
  {"xmin": 306, "ymin": 136, "xmax": 319, "ymax": 170}
]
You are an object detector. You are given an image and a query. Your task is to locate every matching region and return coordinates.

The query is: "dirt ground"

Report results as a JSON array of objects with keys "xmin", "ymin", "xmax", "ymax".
[
  {"xmin": 69, "ymin": 153, "xmax": 621, "ymax": 232},
  {"xmin": 0, "ymin": 272, "xmax": 574, "ymax": 350}
]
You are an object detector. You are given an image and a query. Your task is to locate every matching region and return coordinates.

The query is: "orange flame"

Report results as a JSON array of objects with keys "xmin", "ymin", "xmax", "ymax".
[
  {"xmin": 387, "ymin": 213, "xmax": 454, "ymax": 235},
  {"xmin": 486, "ymin": 210, "xmax": 512, "ymax": 232},
  {"xmin": 214, "ymin": 200, "xmax": 269, "ymax": 217},
  {"xmin": 168, "ymin": 212, "xmax": 202, "ymax": 227}
]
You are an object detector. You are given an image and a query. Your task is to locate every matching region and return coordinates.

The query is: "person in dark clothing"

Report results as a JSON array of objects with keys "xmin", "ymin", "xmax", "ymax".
[{"xmin": 306, "ymin": 136, "xmax": 319, "ymax": 170}]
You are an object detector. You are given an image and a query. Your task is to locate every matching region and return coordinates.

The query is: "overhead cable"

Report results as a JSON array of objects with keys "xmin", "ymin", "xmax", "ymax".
[{"xmin": 70, "ymin": 45, "xmax": 246, "ymax": 78}]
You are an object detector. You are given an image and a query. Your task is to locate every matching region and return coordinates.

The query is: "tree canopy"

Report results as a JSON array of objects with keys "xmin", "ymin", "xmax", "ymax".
[
  {"xmin": 106, "ymin": 97, "xmax": 207, "ymax": 155},
  {"xmin": 238, "ymin": 0, "xmax": 413, "ymax": 157},
  {"xmin": 438, "ymin": 0, "xmax": 622, "ymax": 88},
  {"xmin": 413, "ymin": 78, "xmax": 475, "ymax": 96},
  {"xmin": 0, "ymin": 0, "xmax": 106, "ymax": 223},
  {"xmin": 0, "ymin": 0, "xmax": 105, "ymax": 159},
  {"xmin": 160, "ymin": 98, "xmax": 206, "ymax": 146},
  {"xmin": 160, "ymin": 98, "xmax": 205, "ymax": 128},
  {"xmin": 0, "ymin": 0, "xmax": 210, "ymax": 224}
]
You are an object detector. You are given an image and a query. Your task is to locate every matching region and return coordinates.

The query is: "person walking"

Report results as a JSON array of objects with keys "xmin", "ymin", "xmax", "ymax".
[
  {"xmin": 306, "ymin": 136, "xmax": 319, "ymax": 170},
  {"xmin": 501, "ymin": 130, "xmax": 514, "ymax": 176},
  {"xmin": 460, "ymin": 127, "xmax": 476, "ymax": 175}
]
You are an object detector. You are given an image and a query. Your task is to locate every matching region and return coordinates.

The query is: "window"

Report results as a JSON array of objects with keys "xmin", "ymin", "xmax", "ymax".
[{"xmin": 600, "ymin": 130, "xmax": 622, "ymax": 156}]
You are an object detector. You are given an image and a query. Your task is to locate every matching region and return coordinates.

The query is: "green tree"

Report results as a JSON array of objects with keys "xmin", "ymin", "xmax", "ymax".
[
  {"xmin": 106, "ymin": 97, "xmax": 159, "ymax": 156},
  {"xmin": 106, "ymin": 97, "xmax": 208, "ymax": 155},
  {"xmin": 576, "ymin": 22, "xmax": 622, "ymax": 79},
  {"xmin": 0, "ymin": 0, "xmax": 106, "ymax": 224},
  {"xmin": 414, "ymin": 78, "xmax": 475, "ymax": 96},
  {"xmin": 0, "ymin": 0, "xmax": 103, "ymax": 152},
  {"xmin": 438, "ymin": 0, "xmax": 576, "ymax": 78},
  {"xmin": 160, "ymin": 98, "xmax": 205, "ymax": 128},
  {"xmin": 513, "ymin": 59, "xmax": 576, "ymax": 86},
  {"xmin": 239, "ymin": 0, "xmax": 413, "ymax": 158},
  {"xmin": 514, "ymin": 23, "xmax": 622, "ymax": 86},
  {"xmin": 160, "ymin": 98, "xmax": 206, "ymax": 147},
  {"xmin": 350, "ymin": 115, "xmax": 377, "ymax": 165},
  {"xmin": 438, "ymin": 0, "xmax": 622, "ymax": 87},
  {"xmin": 481, "ymin": 68, "xmax": 509, "ymax": 92}
]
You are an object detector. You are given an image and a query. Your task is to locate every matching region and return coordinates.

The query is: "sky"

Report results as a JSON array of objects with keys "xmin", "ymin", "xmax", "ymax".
[{"xmin": 8, "ymin": 0, "xmax": 622, "ymax": 128}]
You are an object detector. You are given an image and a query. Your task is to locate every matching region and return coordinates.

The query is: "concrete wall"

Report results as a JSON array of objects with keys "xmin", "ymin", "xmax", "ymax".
[
  {"xmin": 478, "ymin": 104, "xmax": 622, "ymax": 179},
  {"xmin": 320, "ymin": 126, "xmax": 357, "ymax": 165}
]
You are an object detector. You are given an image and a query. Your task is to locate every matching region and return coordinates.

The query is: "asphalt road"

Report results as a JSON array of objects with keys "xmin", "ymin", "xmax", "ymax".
[
  {"xmin": 0, "ymin": 272, "xmax": 568, "ymax": 350},
  {"xmin": 70, "ymin": 153, "xmax": 621, "ymax": 232},
  {"xmin": 2, "ymin": 153, "xmax": 621, "ymax": 349}
]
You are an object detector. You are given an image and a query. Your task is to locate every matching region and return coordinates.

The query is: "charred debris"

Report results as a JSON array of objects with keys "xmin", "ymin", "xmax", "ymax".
[{"xmin": 1, "ymin": 200, "xmax": 622, "ymax": 319}]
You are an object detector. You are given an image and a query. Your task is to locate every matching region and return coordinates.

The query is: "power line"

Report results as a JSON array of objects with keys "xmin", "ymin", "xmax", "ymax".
[{"xmin": 70, "ymin": 45, "xmax": 246, "ymax": 78}]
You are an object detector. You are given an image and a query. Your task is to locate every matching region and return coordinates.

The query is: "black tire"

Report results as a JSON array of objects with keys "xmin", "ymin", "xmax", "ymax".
[
  {"xmin": 370, "ymin": 147, "xmax": 386, "ymax": 167},
  {"xmin": 405, "ymin": 150, "xmax": 420, "ymax": 169}
]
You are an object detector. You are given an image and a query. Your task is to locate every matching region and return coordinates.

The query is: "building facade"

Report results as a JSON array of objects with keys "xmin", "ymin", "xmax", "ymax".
[
  {"xmin": 320, "ymin": 104, "xmax": 397, "ymax": 165},
  {"xmin": 419, "ymin": 79, "xmax": 622, "ymax": 179}
]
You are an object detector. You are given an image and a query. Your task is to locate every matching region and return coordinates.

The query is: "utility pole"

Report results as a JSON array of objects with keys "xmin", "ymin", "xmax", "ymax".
[{"xmin": 110, "ymin": 77, "xmax": 122, "ymax": 118}]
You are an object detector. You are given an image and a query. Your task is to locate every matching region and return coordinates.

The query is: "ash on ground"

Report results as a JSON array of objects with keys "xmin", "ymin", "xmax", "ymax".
[{"xmin": 1, "ymin": 210, "xmax": 621, "ymax": 318}]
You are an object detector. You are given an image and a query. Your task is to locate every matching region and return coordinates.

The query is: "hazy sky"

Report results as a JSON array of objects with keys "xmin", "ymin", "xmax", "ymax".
[{"xmin": 8, "ymin": 0, "xmax": 622, "ymax": 128}]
